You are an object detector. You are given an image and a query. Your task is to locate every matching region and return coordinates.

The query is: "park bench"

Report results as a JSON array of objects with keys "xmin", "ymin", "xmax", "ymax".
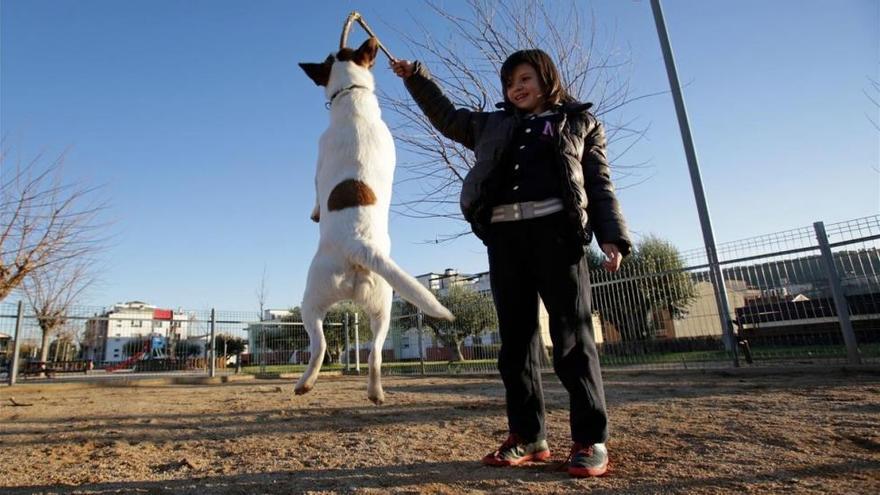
[{"xmin": 19, "ymin": 360, "xmax": 93, "ymax": 379}]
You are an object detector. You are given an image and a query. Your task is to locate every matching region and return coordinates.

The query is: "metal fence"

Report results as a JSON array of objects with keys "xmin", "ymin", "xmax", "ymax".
[
  {"xmin": 588, "ymin": 216, "xmax": 880, "ymax": 369},
  {"xmin": 2, "ymin": 216, "xmax": 878, "ymax": 384}
]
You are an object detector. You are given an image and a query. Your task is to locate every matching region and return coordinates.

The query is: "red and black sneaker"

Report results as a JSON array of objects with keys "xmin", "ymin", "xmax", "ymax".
[
  {"xmin": 567, "ymin": 442, "xmax": 609, "ymax": 477},
  {"xmin": 481, "ymin": 433, "xmax": 551, "ymax": 467}
]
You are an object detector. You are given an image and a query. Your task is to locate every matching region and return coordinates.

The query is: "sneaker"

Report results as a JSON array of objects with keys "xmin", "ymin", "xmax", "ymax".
[
  {"xmin": 481, "ymin": 433, "xmax": 551, "ymax": 466},
  {"xmin": 567, "ymin": 442, "xmax": 609, "ymax": 477}
]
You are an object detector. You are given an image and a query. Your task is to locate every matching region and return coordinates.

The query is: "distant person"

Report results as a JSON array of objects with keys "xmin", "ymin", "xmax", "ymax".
[{"xmin": 392, "ymin": 49, "xmax": 631, "ymax": 477}]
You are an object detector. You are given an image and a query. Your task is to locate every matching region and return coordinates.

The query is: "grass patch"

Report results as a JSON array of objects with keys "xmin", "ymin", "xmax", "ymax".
[
  {"xmin": 241, "ymin": 363, "xmax": 344, "ymax": 375},
  {"xmin": 241, "ymin": 359, "xmax": 499, "ymax": 375},
  {"xmin": 241, "ymin": 343, "xmax": 879, "ymax": 375}
]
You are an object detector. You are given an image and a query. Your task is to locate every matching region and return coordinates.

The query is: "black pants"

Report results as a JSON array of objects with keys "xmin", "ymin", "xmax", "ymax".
[{"xmin": 487, "ymin": 212, "xmax": 608, "ymax": 445}]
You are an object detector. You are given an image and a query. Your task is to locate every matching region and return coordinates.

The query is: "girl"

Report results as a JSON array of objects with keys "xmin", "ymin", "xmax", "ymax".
[{"xmin": 392, "ymin": 49, "xmax": 631, "ymax": 478}]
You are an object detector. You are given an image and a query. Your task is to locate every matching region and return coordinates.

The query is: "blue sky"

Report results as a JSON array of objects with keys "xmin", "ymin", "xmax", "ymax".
[{"xmin": 2, "ymin": 0, "xmax": 878, "ymax": 312}]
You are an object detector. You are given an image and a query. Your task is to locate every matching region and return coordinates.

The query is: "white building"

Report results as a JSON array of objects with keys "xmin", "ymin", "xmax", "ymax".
[
  {"xmin": 83, "ymin": 301, "xmax": 196, "ymax": 363},
  {"xmin": 415, "ymin": 269, "xmax": 492, "ymax": 296},
  {"xmin": 395, "ymin": 268, "xmax": 603, "ymax": 360},
  {"xmin": 243, "ymin": 309, "xmax": 298, "ymax": 356},
  {"xmin": 263, "ymin": 309, "xmax": 293, "ymax": 321},
  {"xmin": 395, "ymin": 269, "xmax": 506, "ymax": 360},
  {"xmin": 0, "ymin": 332, "xmax": 11, "ymax": 357}
]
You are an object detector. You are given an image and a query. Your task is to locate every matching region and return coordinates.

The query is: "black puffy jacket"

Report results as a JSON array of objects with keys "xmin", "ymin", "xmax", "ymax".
[{"xmin": 404, "ymin": 61, "xmax": 632, "ymax": 257}]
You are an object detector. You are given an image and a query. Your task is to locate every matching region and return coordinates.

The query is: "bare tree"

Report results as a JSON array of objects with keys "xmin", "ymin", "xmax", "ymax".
[
  {"xmin": 23, "ymin": 258, "xmax": 97, "ymax": 366},
  {"xmin": 49, "ymin": 327, "xmax": 79, "ymax": 362},
  {"xmin": 256, "ymin": 264, "xmax": 269, "ymax": 320},
  {"xmin": 381, "ymin": 0, "xmax": 655, "ymax": 240},
  {"xmin": 866, "ymin": 76, "xmax": 880, "ymax": 132},
  {"xmin": 1, "ymin": 145, "xmax": 106, "ymax": 300},
  {"xmin": 866, "ymin": 76, "xmax": 879, "ymax": 174}
]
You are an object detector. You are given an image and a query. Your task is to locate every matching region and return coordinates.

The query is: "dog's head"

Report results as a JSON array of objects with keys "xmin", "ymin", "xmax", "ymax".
[{"xmin": 299, "ymin": 37, "xmax": 379, "ymax": 95}]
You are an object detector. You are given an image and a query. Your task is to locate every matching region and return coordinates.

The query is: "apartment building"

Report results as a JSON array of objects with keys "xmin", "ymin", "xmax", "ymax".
[{"xmin": 82, "ymin": 301, "xmax": 195, "ymax": 363}]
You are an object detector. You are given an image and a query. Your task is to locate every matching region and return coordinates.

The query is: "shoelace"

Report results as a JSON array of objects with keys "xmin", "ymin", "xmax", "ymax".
[
  {"xmin": 489, "ymin": 434, "xmax": 521, "ymax": 458},
  {"xmin": 557, "ymin": 443, "xmax": 593, "ymax": 471}
]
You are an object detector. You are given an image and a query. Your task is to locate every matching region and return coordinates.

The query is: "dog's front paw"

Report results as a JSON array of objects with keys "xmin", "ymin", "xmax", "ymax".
[
  {"xmin": 294, "ymin": 376, "xmax": 314, "ymax": 396},
  {"xmin": 368, "ymin": 381, "xmax": 385, "ymax": 405},
  {"xmin": 368, "ymin": 391, "xmax": 385, "ymax": 405}
]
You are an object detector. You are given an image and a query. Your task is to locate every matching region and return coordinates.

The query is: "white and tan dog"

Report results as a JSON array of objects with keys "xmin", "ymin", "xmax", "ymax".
[{"xmin": 298, "ymin": 38, "xmax": 453, "ymax": 404}]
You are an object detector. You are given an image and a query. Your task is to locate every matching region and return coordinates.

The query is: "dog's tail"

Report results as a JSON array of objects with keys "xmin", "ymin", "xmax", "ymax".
[{"xmin": 346, "ymin": 244, "xmax": 454, "ymax": 321}]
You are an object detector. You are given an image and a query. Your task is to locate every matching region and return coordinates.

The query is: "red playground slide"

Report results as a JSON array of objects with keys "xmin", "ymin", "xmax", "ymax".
[{"xmin": 105, "ymin": 341, "xmax": 150, "ymax": 372}]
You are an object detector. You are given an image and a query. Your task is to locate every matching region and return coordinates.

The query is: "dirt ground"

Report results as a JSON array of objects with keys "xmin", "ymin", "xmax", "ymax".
[{"xmin": 1, "ymin": 368, "xmax": 878, "ymax": 494}]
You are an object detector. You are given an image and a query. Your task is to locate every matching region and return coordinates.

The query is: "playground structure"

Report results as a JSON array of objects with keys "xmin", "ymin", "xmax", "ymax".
[{"xmin": 104, "ymin": 333, "xmax": 194, "ymax": 372}]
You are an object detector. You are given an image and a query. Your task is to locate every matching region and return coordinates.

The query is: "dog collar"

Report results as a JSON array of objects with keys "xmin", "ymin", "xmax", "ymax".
[{"xmin": 326, "ymin": 84, "xmax": 370, "ymax": 109}]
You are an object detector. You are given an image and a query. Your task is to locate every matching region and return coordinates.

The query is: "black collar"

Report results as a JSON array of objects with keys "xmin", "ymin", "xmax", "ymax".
[{"xmin": 326, "ymin": 84, "xmax": 370, "ymax": 109}]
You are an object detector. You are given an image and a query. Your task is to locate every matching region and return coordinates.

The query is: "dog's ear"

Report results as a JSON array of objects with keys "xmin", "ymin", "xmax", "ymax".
[
  {"xmin": 353, "ymin": 37, "xmax": 379, "ymax": 69},
  {"xmin": 299, "ymin": 55, "xmax": 334, "ymax": 87}
]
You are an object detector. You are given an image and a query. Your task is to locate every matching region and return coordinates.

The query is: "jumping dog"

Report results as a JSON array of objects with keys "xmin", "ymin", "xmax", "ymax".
[{"xmin": 298, "ymin": 38, "xmax": 454, "ymax": 404}]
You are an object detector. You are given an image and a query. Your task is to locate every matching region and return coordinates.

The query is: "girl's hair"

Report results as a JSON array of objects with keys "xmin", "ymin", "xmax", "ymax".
[{"xmin": 499, "ymin": 49, "xmax": 573, "ymax": 107}]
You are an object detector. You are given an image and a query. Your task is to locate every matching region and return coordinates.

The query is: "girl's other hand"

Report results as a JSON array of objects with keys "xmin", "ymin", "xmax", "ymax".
[
  {"xmin": 601, "ymin": 243, "xmax": 622, "ymax": 273},
  {"xmin": 391, "ymin": 60, "xmax": 415, "ymax": 78}
]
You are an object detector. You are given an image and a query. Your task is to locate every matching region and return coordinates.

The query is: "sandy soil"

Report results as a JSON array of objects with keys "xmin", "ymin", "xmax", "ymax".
[{"xmin": 1, "ymin": 368, "xmax": 878, "ymax": 494}]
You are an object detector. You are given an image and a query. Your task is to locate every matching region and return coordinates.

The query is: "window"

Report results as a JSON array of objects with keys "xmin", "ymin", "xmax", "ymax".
[{"xmin": 131, "ymin": 320, "xmax": 143, "ymax": 327}]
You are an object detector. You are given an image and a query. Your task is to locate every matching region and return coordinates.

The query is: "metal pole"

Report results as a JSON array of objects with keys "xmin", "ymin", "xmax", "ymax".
[
  {"xmin": 417, "ymin": 310, "xmax": 425, "ymax": 375},
  {"xmin": 814, "ymin": 221, "xmax": 861, "ymax": 364},
  {"xmin": 8, "ymin": 301, "xmax": 24, "ymax": 386},
  {"xmin": 209, "ymin": 308, "xmax": 216, "ymax": 377},
  {"xmin": 353, "ymin": 311, "xmax": 360, "ymax": 373},
  {"xmin": 259, "ymin": 323, "xmax": 266, "ymax": 374},
  {"xmin": 344, "ymin": 312, "xmax": 351, "ymax": 371},
  {"xmin": 650, "ymin": 0, "xmax": 738, "ymax": 365}
]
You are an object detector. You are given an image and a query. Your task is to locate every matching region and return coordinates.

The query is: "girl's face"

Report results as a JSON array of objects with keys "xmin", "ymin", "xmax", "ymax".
[{"xmin": 505, "ymin": 63, "xmax": 546, "ymax": 114}]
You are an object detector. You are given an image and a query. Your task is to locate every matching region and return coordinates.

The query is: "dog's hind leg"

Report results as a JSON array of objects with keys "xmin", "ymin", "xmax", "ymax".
[
  {"xmin": 295, "ymin": 258, "xmax": 345, "ymax": 396},
  {"xmin": 294, "ymin": 301, "xmax": 332, "ymax": 396},
  {"xmin": 357, "ymin": 275, "xmax": 393, "ymax": 405}
]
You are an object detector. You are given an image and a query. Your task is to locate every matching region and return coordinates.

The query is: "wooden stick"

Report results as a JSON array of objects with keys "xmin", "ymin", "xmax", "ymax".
[{"xmin": 339, "ymin": 11, "xmax": 397, "ymax": 62}]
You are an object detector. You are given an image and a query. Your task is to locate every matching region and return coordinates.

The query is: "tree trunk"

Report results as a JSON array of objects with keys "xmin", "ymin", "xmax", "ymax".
[
  {"xmin": 39, "ymin": 327, "xmax": 51, "ymax": 363},
  {"xmin": 38, "ymin": 324, "xmax": 55, "ymax": 378},
  {"xmin": 452, "ymin": 341, "xmax": 465, "ymax": 362}
]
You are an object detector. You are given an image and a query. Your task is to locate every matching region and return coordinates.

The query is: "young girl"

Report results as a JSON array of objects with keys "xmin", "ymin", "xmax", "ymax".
[{"xmin": 392, "ymin": 49, "xmax": 631, "ymax": 478}]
